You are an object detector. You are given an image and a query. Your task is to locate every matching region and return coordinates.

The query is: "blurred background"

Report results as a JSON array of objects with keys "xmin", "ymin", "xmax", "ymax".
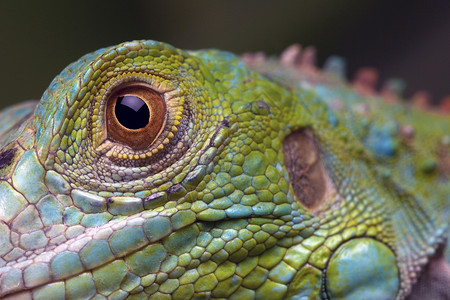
[{"xmin": 0, "ymin": 0, "xmax": 449, "ymax": 109}]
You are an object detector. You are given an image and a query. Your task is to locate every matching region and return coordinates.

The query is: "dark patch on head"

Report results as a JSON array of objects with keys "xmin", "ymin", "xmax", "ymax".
[
  {"xmin": 0, "ymin": 148, "xmax": 17, "ymax": 170},
  {"xmin": 406, "ymin": 242, "xmax": 450, "ymax": 300},
  {"xmin": 282, "ymin": 129, "xmax": 332, "ymax": 211}
]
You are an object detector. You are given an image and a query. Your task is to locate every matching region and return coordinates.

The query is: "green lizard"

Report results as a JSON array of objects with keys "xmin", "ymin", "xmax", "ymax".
[{"xmin": 0, "ymin": 40, "xmax": 448, "ymax": 300}]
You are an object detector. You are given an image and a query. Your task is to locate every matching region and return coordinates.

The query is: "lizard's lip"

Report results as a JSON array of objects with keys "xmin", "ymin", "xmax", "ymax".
[
  {"xmin": 0, "ymin": 209, "xmax": 279, "ymax": 297},
  {"xmin": 0, "ymin": 209, "xmax": 196, "ymax": 297}
]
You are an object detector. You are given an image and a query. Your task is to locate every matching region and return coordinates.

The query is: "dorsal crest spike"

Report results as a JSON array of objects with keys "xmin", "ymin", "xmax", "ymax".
[
  {"xmin": 300, "ymin": 46, "xmax": 317, "ymax": 68},
  {"xmin": 280, "ymin": 44, "xmax": 302, "ymax": 68}
]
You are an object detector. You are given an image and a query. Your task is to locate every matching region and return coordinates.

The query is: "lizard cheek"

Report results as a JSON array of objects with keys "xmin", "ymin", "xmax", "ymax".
[
  {"xmin": 105, "ymin": 82, "xmax": 166, "ymax": 150},
  {"xmin": 325, "ymin": 238, "xmax": 400, "ymax": 300}
]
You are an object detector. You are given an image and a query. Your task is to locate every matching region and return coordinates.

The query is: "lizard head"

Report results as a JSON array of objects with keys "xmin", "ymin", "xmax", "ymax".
[{"xmin": 0, "ymin": 40, "xmax": 447, "ymax": 299}]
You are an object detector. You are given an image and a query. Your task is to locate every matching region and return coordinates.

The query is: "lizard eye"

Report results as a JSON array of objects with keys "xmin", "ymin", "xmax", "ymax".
[
  {"xmin": 115, "ymin": 95, "xmax": 150, "ymax": 129},
  {"xmin": 106, "ymin": 83, "xmax": 166, "ymax": 150}
]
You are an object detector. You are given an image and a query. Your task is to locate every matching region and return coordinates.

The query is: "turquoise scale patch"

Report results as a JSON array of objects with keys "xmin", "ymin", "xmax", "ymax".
[
  {"xmin": 81, "ymin": 212, "xmax": 113, "ymax": 227},
  {"xmin": 109, "ymin": 226, "xmax": 148, "ymax": 256},
  {"xmin": 326, "ymin": 238, "xmax": 399, "ymax": 300},
  {"xmin": 36, "ymin": 195, "xmax": 63, "ymax": 226},
  {"xmin": 45, "ymin": 170, "xmax": 71, "ymax": 194},
  {"xmin": 143, "ymin": 216, "xmax": 172, "ymax": 241},
  {"xmin": 80, "ymin": 240, "xmax": 114, "ymax": 269},
  {"xmin": 51, "ymin": 252, "xmax": 84, "ymax": 279},
  {"xmin": 12, "ymin": 150, "xmax": 48, "ymax": 203},
  {"xmin": 63, "ymin": 207, "xmax": 83, "ymax": 225},
  {"xmin": 225, "ymin": 204, "xmax": 252, "ymax": 218}
]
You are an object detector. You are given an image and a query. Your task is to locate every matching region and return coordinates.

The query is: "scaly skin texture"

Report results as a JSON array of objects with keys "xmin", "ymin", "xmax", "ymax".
[{"xmin": 0, "ymin": 40, "xmax": 448, "ymax": 299}]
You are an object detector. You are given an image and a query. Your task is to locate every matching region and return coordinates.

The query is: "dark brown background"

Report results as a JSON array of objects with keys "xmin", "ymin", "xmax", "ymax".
[{"xmin": 0, "ymin": 0, "xmax": 449, "ymax": 109}]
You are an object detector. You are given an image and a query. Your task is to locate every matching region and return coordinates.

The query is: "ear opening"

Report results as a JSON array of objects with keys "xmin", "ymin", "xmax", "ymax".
[{"xmin": 282, "ymin": 129, "xmax": 336, "ymax": 213}]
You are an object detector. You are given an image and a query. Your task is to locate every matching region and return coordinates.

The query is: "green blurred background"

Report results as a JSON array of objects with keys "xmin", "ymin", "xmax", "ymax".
[{"xmin": 0, "ymin": 0, "xmax": 449, "ymax": 109}]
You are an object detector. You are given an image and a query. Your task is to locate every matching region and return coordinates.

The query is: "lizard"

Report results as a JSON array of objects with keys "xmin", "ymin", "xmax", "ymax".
[{"xmin": 0, "ymin": 40, "xmax": 448, "ymax": 300}]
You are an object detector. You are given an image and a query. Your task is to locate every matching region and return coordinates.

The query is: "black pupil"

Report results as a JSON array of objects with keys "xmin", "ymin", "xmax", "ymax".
[{"xmin": 115, "ymin": 95, "xmax": 150, "ymax": 130}]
